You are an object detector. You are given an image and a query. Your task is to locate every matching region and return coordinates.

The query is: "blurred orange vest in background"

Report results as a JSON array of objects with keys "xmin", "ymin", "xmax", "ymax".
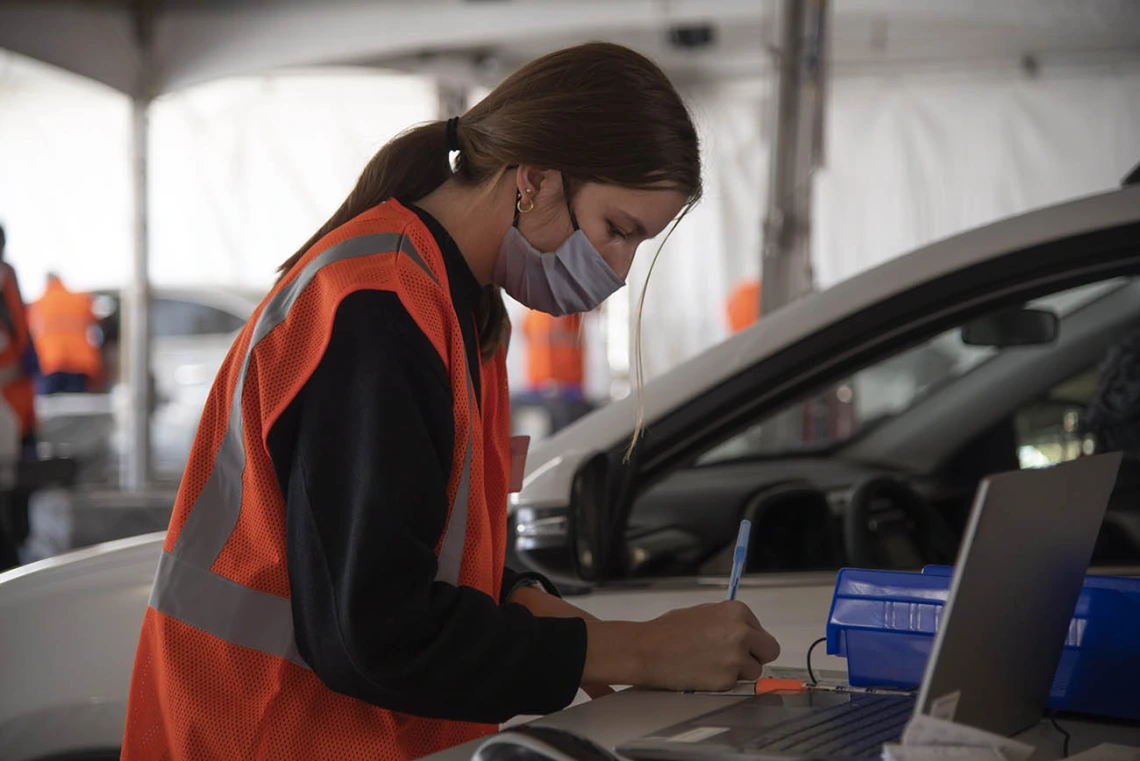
[
  {"xmin": 0, "ymin": 263, "xmax": 35, "ymax": 439},
  {"xmin": 28, "ymin": 278, "xmax": 103, "ymax": 385},
  {"xmin": 726, "ymin": 279, "xmax": 761, "ymax": 334},
  {"xmin": 521, "ymin": 311, "xmax": 584, "ymax": 389}
]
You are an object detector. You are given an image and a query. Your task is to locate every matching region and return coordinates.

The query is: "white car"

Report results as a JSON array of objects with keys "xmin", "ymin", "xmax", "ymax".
[
  {"xmin": 36, "ymin": 287, "xmax": 260, "ymax": 483},
  {"xmin": 3, "ymin": 184, "xmax": 1140, "ymax": 760}
]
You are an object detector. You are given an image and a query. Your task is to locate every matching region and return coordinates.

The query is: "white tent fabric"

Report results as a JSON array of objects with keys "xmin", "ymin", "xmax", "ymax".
[
  {"xmin": 0, "ymin": 54, "xmax": 438, "ymax": 301},
  {"xmin": 626, "ymin": 57, "xmax": 1140, "ymax": 383},
  {"xmin": 4, "ymin": 1, "xmax": 1139, "ymax": 98},
  {"xmin": 816, "ymin": 59, "xmax": 1140, "ymax": 289},
  {"xmin": 148, "ymin": 70, "xmax": 437, "ymax": 289},
  {"xmin": 0, "ymin": 53, "xmax": 132, "ymax": 300},
  {"xmin": 3, "ymin": 51, "xmax": 1139, "ymax": 390},
  {"xmin": 0, "ymin": 0, "xmax": 768, "ymax": 97}
]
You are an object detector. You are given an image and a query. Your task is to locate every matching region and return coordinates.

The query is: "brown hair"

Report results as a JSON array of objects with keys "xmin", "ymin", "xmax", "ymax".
[{"xmin": 280, "ymin": 42, "xmax": 701, "ymax": 365}]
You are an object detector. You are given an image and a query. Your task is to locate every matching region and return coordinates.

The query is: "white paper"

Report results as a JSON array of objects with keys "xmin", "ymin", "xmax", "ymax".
[
  {"xmin": 1066, "ymin": 745, "xmax": 1140, "ymax": 761},
  {"xmin": 689, "ymin": 680, "xmax": 758, "ymax": 696},
  {"xmin": 901, "ymin": 714, "xmax": 1035, "ymax": 761},
  {"xmin": 929, "ymin": 691, "xmax": 961, "ymax": 721},
  {"xmin": 884, "ymin": 743, "xmax": 1007, "ymax": 761},
  {"xmin": 669, "ymin": 727, "xmax": 729, "ymax": 743}
]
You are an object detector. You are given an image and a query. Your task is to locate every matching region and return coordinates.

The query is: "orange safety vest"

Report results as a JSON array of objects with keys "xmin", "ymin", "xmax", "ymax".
[
  {"xmin": 28, "ymin": 279, "xmax": 103, "ymax": 383},
  {"xmin": 0, "ymin": 263, "xmax": 35, "ymax": 439},
  {"xmin": 122, "ymin": 200, "xmax": 512, "ymax": 760},
  {"xmin": 521, "ymin": 311, "xmax": 583, "ymax": 389}
]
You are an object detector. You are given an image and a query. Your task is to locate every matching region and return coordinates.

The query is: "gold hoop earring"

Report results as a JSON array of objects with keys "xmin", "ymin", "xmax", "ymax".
[{"xmin": 517, "ymin": 196, "xmax": 536, "ymax": 214}]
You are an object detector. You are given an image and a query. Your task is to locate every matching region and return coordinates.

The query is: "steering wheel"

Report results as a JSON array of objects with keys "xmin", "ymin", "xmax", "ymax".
[{"xmin": 844, "ymin": 477, "xmax": 958, "ymax": 569}]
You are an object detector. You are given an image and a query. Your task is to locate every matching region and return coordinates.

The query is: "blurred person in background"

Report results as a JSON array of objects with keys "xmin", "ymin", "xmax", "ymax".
[
  {"xmin": 0, "ymin": 223, "xmax": 39, "ymax": 570},
  {"xmin": 726, "ymin": 277, "xmax": 761, "ymax": 334},
  {"xmin": 1084, "ymin": 331, "xmax": 1140, "ymax": 563},
  {"xmin": 28, "ymin": 272, "xmax": 104, "ymax": 394},
  {"xmin": 517, "ymin": 309, "xmax": 593, "ymax": 432},
  {"xmin": 1088, "ymin": 331, "xmax": 1140, "ymax": 495},
  {"xmin": 522, "ymin": 310, "xmax": 585, "ymax": 394},
  {"xmin": 122, "ymin": 42, "xmax": 779, "ymax": 761}
]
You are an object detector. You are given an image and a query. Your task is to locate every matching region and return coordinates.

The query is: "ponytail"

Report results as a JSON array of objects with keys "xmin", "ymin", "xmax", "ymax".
[{"xmin": 278, "ymin": 119, "xmax": 510, "ymax": 361}]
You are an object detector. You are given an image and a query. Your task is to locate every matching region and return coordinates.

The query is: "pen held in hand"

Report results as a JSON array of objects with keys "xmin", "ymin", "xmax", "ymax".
[{"xmin": 726, "ymin": 519, "xmax": 751, "ymax": 601}]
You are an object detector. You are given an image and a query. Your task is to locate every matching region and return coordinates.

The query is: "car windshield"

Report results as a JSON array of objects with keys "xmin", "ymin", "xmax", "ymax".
[{"xmin": 698, "ymin": 278, "xmax": 1130, "ymax": 465}]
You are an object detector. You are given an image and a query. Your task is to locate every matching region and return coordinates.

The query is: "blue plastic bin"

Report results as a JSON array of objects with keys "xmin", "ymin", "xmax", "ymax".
[{"xmin": 826, "ymin": 566, "xmax": 1140, "ymax": 721}]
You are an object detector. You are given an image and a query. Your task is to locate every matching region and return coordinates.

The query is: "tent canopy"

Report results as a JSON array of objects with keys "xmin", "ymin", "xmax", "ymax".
[{"xmin": 3, "ymin": 0, "xmax": 1139, "ymax": 98}]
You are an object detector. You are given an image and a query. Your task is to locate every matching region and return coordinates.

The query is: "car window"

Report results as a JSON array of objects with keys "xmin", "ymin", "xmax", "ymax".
[
  {"xmin": 153, "ymin": 299, "xmax": 246, "ymax": 338},
  {"xmin": 1015, "ymin": 367, "xmax": 1099, "ymax": 469},
  {"xmin": 698, "ymin": 278, "xmax": 1131, "ymax": 464}
]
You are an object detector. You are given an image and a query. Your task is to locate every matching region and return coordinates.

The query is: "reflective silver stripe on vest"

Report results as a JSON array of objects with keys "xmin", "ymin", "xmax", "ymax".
[
  {"xmin": 174, "ymin": 233, "xmax": 435, "ymax": 566},
  {"xmin": 434, "ymin": 375, "xmax": 475, "ymax": 585},
  {"xmin": 149, "ymin": 549, "xmax": 307, "ymax": 667},
  {"xmin": 149, "ymin": 227, "xmax": 460, "ymax": 666}
]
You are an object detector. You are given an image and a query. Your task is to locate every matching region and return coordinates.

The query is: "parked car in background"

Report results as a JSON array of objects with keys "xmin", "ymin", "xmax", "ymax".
[{"xmin": 3, "ymin": 185, "xmax": 1140, "ymax": 759}]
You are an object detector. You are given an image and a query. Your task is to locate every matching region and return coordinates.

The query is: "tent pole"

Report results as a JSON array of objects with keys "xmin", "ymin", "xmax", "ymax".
[
  {"xmin": 122, "ymin": 0, "xmax": 153, "ymax": 492},
  {"xmin": 760, "ymin": 0, "xmax": 828, "ymax": 315},
  {"xmin": 122, "ymin": 96, "xmax": 151, "ymax": 492},
  {"xmin": 757, "ymin": 0, "xmax": 829, "ymax": 449}
]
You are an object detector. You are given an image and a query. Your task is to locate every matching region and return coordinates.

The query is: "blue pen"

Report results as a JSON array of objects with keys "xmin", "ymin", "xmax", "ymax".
[{"xmin": 725, "ymin": 519, "xmax": 751, "ymax": 601}]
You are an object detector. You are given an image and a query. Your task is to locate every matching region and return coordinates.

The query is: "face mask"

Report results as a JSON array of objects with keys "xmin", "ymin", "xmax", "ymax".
[{"xmin": 494, "ymin": 192, "xmax": 625, "ymax": 316}]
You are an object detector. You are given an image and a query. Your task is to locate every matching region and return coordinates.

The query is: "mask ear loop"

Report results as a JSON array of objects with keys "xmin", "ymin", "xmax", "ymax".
[{"xmin": 562, "ymin": 173, "xmax": 581, "ymax": 232}]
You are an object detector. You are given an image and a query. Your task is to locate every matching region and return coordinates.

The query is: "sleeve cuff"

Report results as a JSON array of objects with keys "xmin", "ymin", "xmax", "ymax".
[
  {"xmin": 501, "ymin": 568, "xmax": 564, "ymax": 603},
  {"xmin": 519, "ymin": 615, "xmax": 589, "ymax": 715}
]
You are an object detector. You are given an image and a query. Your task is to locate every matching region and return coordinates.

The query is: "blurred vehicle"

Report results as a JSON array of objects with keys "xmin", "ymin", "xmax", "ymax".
[
  {"xmin": 2, "ymin": 185, "xmax": 1140, "ymax": 759},
  {"xmin": 36, "ymin": 287, "xmax": 260, "ymax": 483},
  {"xmin": 93, "ymin": 286, "xmax": 259, "ymax": 408}
]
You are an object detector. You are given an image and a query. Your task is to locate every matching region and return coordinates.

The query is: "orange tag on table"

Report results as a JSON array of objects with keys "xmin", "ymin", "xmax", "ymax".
[
  {"xmin": 755, "ymin": 678, "xmax": 807, "ymax": 695},
  {"xmin": 509, "ymin": 436, "xmax": 530, "ymax": 493}
]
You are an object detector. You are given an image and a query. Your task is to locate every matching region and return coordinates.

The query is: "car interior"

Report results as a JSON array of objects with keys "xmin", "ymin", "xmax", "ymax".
[{"xmin": 617, "ymin": 275, "xmax": 1140, "ymax": 580}]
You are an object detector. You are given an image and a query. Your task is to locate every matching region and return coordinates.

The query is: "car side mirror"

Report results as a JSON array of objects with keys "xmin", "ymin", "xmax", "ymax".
[
  {"xmin": 960, "ymin": 308, "xmax": 1059, "ymax": 348},
  {"xmin": 568, "ymin": 452, "xmax": 610, "ymax": 584}
]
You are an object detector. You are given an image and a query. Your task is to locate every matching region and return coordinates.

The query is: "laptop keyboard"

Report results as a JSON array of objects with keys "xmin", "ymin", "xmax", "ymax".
[{"xmin": 745, "ymin": 693, "xmax": 915, "ymax": 760}]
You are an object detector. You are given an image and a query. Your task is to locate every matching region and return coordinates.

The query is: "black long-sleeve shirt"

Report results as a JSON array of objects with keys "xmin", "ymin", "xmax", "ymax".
[{"xmin": 264, "ymin": 205, "xmax": 587, "ymax": 724}]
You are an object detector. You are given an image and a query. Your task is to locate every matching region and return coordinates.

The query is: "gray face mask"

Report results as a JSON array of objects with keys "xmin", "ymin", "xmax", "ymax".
[{"xmin": 493, "ymin": 185, "xmax": 625, "ymax": 316}]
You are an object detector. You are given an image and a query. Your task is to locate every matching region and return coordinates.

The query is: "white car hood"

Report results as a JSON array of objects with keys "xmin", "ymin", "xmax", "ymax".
[{"xmin": 0, "ymin": 533, "xmax": 164, "ymax": 758}]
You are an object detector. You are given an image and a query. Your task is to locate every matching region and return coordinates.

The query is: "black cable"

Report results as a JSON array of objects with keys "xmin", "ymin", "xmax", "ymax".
[
  {"xmin": 1049, "ymin": 714, "xmax": 1071, "ymax": 758},
  {"xmin": 806, "ymin": 637, "xmax": 827, "ymax": 685}
]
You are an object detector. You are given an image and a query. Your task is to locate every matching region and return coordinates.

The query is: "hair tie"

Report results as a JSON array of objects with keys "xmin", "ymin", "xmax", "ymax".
[{"xmin": 445, "ymin": 117, "xmax": 460, "ymax": 152}]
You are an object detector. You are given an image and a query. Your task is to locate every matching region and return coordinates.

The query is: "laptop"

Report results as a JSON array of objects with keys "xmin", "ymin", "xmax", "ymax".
[{"xmin": 619, "ymin": 453, "xmax": 1123, "ymax": 761}]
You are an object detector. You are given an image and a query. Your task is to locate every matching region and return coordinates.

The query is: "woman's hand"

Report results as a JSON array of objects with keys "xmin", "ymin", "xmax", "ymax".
[
  {"xmin": 583, "ymin": 601, "xmax": 780, "ymax": 693},
  {"xmin": 510, "ymin": 587, "xmax": 781, "ymax": 695},
  {"xmin": 637, "ymin": 601, "xmax": 780, "ymax": 691}
]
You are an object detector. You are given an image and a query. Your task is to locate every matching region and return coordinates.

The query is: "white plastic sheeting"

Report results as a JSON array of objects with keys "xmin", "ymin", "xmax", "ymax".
[
  {"xmin": 0, "ymin": 54, "xmax": 437, "ymax": 301},
  {"xmin": 816, "ymin": 61, "xmax": 1140, "ymax": 289},
  {"xmin": 148, "ymin": 70, "xmax": 437, "ymax": 290},
  {"xmin": 0, "ymin": 53, "xmax": 131, "ymax": 301},
  {"xmin": 2, "ymin": 51, "xmax": 1139, "ymax": 388},
  {"xmin": 626, "ymin": 58, "xmax": 1140, "ymax": 382}
]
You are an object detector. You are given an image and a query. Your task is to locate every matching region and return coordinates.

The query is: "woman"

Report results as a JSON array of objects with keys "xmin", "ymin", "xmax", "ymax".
[
  {"xmin": 122, "ymin": 42, "xmax": 780, "ymax": 761},
  {"xmin": 0, "ymin": 225, "xmax": 37, "ymax": 571}
]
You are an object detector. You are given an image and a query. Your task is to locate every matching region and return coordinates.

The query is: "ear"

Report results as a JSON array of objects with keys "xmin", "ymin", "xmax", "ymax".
[{"xmin": 514, "ymin": 164, "xmax": 555, "ymax": 199}]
